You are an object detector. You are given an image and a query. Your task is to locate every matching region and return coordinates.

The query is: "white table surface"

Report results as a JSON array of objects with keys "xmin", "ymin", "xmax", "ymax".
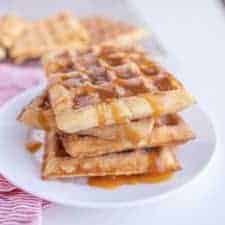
[{"xmin": 3, "ymin": 0, "xmax": 225, "ymax": 224}]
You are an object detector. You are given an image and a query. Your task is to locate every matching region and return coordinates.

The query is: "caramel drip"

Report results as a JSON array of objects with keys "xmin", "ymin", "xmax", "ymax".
[
  {"xmin": 110, "ymin": 101, "xmax": 141, "ymax": 144},
  {"xmin": 123, "ymin": 124, "xmax": 141, "ymax": 145},
  {"xmin": 88, "ymin": 172, "xmax": 173, "ymax": 189},
  {"xmin": 96, "ymin": 103, "xmax": 106, "ymax": 127},
  {"xmin": 38, "ymin": 111, "xmax": 50, "ymax": 131},
  {"xmin": 148, "ymin": 151, "xmax": 160, "ymax": 173},
  {"xmin": 110, "ymin": 101, "xmax": 127, "ymax": 124},
  {"xmin": 25, "ymin": 142, "xmax": 42, "ymax": 153},
  {"xmin": 76, "ymin": 84, "xmax": 116, "ymax": 102},
  {"xmin": 83, "ymin": 84, "xmax": 96, "ymax": 93},
  {"xmin": 111, "ymin": 103, "xmax": 141, "ymax": 144},
  {"xmin": 142, "ymin": 94, "xmax": 162, "ymax": 117},
  {"xmin": 76, "ymin": 84, "xmax": 96, "ymax": 96}
]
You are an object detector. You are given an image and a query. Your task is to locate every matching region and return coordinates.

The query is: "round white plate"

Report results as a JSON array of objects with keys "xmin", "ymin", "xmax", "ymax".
[{"xmin": 0, "ymin": 85, "xmax": 216, "ymax": 208}]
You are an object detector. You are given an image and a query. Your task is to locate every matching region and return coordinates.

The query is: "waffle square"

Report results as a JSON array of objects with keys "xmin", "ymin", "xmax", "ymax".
[
  {"xmin": 43, "ymin": 44, "xmax": 195, "ymax": 133},
  {"xmin": 42, "ymin": 132, "xmax": 180, "ymax": 179}
]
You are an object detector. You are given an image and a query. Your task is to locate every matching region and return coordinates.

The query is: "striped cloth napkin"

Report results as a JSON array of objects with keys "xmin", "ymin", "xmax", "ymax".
[{"xmin": 0, "ymin": 63, "xmax": 50, "ymax": 225}]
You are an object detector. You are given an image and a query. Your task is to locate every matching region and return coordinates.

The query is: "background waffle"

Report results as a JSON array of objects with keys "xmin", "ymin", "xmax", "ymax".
[
  {"xmin": 42, "ymin": 132, "xmax": 180, "ymax": 179},
  {"xmin": 0, "ymin": 14, "xmax": 28, "ymax": 48},
  {"xmin": 61, "ymin": 114, "xmax": 195, "ymax": 158},
  {"xmin": 44, "ymin": 44, "xmax": 194, "ymax": 133},
  {"xmin": 0, "ymin": 14, "xmax": 28, "ymax": 60},
  {"xmin": 80, "ymin": 16, "xmax": 147, "ymax": 45},
  {"xmin": 9, "ymin": 11, "xmax": 90, "ymax": 63}
]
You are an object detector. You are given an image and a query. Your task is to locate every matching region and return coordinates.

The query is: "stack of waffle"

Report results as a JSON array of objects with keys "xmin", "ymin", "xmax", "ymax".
[
  {"xmin": 0, "ymin": 12, "xmax": 146, "ymax": 63},
  {"xmin": 18, "ymin": 44, "xmax": 195, "ymax": 180}
]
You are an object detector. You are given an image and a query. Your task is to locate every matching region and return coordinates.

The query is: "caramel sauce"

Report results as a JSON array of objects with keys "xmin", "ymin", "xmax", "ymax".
[
  {"xmin": 97, "ymin": 87, "xmax": 117, "ymax": 100},
  {"xmin": 110, "ymin": 101, "xmax": 141, "ymax": 144},
  {"xmin": 88, "ymin": 172, "xmax": 173, "ymax": 189},
  {"xmin": 77, "ymin": 84, "xmax": 116, "ymax": 102},
  {"xmin": 112, "ymin": 77, "xmax": 149, "ymax": 96},
  {"xmin": 142, "ymin": 95, "xmax": 161, "ymax": 117},
  {"xmin": 78, "ymin": 84, "xmax": 96, "ymax": 95},
  {"xmin": 25, "ymin": 142, "xmax": 42, "ymax": 153},
  {"xmin": 38, "ymin": 111, "xmax": 50, "ymax": 131},
  {"xmin": 110, "ymin": 101, "xmax": 127, "ymax": 124},
  {"xmin": 96, "ymin": 104, "xmax": 106, "ymax": 127},
  {"xmin": 148, "ymin": 150, "xmax": 160, "ymax": 172},
  {"xmin": 123, "ymin": 124, "xmax": 141, "ymax": 144}
]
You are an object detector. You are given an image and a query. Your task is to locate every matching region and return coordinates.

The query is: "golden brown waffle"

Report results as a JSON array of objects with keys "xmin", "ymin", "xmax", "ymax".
[
  {"xmin": 80, "ymin": 16, "xmax": 147, "ymax": 45},
  {"xmin": 9, "ymin": 11, "xmax": 90, "ymax": 63},
  {"xmin": 17, "ymin": 92, "xmax": 154, "ymax": 134},
  {"xmin": 0, "ymin": 14, "xmax": 28, "ymax": 50},
  {"xmin": 42, "ymin": 132, "xmax": 180, "ymax": 179},
  {"xmin": 61, "ymin": 114, "xmax": 194, "ymax": 158},
  {"xmin": 43, "ymin": 44, "xmax": 194, "ymax": 133}
]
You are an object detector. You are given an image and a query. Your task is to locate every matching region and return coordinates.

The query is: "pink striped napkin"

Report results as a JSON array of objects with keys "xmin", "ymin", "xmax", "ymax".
[{"xmin": 0, "ymin": 63, "xmax": 50, "ymax": 225}]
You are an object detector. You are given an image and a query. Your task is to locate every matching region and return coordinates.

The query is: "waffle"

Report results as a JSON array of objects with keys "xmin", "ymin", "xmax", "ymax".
[
  {"xmin": 17, "ymin": 92, "xmax": 154, "ymax": 134},
  {"xmin": 42, "ymin": 132, "xmax": 180, "ymax": 179},
  {"xmin": 43, "ymin": 44, "xmax": 194, "ymax": 133},
  {"xmin": 0, "ymin": 14, "xmax": 28, "ymax": 49},
  {"xmin": 17, "ymin": 91, "xmax": 55, "ymax": 131},
  {"xmin": 60, "ymin": 114, "xmax": 194, "ymax": 158},
  {"xmin": 80, "ymin": 16, "xmax": 147, "ymax": 45},
  {"xmin": 9, "ymin": 11, "xmax": 90, "ymax": 63}
]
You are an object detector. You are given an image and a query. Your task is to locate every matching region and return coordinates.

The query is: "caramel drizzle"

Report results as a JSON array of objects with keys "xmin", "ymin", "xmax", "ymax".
[
  {"xmin": 110, "ymin": 101, "xmax": 126, "ymax": 124},
  {"xmin": 110, "ymin": 101, "xmax": 141, "ymax": 144},
  {"xmin": 142, "ymin": 94, "xmax": 162, "ymax": 117},
  {"xmin": 88, "ymin": 172, "xmax": 173, "ymax": 189},
  {"xmin": 148, "ymin": 150, "xmax": 160, "ymax": 173},
  {"xmin": 123, "ymin": 125, "xmax": 141, "ymax": 145},
  {"xmin": 96, "ymin": 103, "xmax": 106, "ymax": 127},
  {"xmin": 25, "ymin": 142, "xmax": 42, "ymax": 153},
  {"xmin": 88, "ymin": 150, "xmax": 172, "ymax": 190},
  {"xmin": 38, "ymin": 111, "xmax": 50, "ymax": 131}
]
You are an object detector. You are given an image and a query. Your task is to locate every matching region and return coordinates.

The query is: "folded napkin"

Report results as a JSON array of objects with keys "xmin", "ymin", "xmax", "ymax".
[{"xmin": 0, "ymin": 63, "xmax": 50, "ymax": 225}]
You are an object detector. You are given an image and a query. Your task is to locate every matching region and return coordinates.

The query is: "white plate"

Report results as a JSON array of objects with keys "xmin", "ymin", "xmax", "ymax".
[{"xmin": 0, "ymin": 85, "xmax": 216, "ymax": 208}]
